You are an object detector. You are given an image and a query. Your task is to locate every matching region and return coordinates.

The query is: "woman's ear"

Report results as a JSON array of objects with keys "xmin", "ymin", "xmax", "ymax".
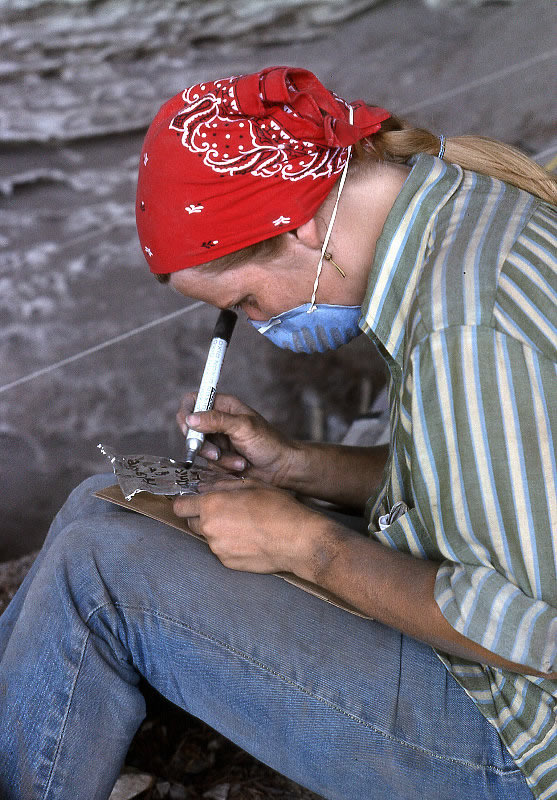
[{"xmin": 292, "ymin": 216, "xmax": 322, "ymax": 252}]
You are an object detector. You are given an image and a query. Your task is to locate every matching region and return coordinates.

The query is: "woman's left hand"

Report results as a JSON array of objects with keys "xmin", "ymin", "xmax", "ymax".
[{"xmin": 172, "ymin": 479, "xmax": 324, "ymax": 574}]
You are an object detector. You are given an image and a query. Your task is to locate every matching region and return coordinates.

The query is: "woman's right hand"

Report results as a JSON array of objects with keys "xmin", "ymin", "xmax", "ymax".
[{"xmin": 177, "ymin": 392, "xmax": 306, "ymax": 488}]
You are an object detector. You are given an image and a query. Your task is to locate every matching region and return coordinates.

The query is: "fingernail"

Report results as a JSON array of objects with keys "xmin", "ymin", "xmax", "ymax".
[
  {"xmin": 205, "ymin": 444, "xmax": 221, "ymax": 461},
  {"xmin": 232, "ymin": 458, "xmax": 246, "ymax": 470},
  {"xmin": 186, "ymin": 413, "xmax": 200, "ymax": 426}
]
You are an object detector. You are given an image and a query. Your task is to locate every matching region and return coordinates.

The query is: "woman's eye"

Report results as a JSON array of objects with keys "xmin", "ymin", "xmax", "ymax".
[{"xmin": 234, "ymin": 297, "xmax": 259, "ymax": 312}]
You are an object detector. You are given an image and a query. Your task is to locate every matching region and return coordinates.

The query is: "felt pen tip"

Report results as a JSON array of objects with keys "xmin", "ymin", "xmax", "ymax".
[{"xmin": 183, "ymin": 448, "xmax": 197, "ymax": 468}]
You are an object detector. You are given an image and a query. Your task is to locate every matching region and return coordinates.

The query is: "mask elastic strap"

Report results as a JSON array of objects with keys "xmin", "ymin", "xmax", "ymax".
[{"xmin": 308, "ymin": 104, "xmax": 354, "ymax": 312}]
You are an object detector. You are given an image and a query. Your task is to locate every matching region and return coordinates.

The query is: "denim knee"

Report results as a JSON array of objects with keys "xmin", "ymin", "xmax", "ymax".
[
  {"xmin": 63, "ymin": 473, "xmax": 116, "ymax": 516},
  {"xmin": 46, "ymin": 508, "xmax": 174, "ymax": 622},
  {"xmin": 45, "ymin": 473, "xmax": 121, "ymax": 546}
]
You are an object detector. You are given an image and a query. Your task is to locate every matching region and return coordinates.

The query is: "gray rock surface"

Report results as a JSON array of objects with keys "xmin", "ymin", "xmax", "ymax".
[
  {"xmin": 1, "ymin": 0, "xmax": 555, "ymax": 559},
  {"xmin": 424, "ymin": 0, "xmax": 517, "ymax": 5},
  {"xmin": 0, "ymin": 0, "xmax": 383, "ymax": 143},
  {"xmin": 109, "ymin": 771, "xmax": 155, "ymax": 800}
]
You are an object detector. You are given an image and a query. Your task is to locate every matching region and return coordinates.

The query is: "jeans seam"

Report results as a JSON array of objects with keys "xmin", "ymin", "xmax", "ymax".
[
  {"xmin": 42, "ymin": 630, "xmax": 91, "ymax": 800},
  {"xmin": 96, "ymin": 601, "xmax": 520, "ymax": 777}
]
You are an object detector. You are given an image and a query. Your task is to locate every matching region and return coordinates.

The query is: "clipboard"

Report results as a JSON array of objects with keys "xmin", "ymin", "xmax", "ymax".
[{"xmin": 95, "ymin": 484, "xmax": 371, "ymax": 620}]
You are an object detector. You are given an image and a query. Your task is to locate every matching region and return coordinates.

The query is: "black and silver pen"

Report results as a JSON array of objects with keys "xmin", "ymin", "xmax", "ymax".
[{"xmin": 183, "ymin": 309, "xmax": 237, "ymax": 468}]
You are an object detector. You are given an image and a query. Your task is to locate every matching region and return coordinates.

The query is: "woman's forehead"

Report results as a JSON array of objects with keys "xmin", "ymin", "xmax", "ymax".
[{"xmin": 171, "ymin": 260, "xmax": 254, "ymax": 303}]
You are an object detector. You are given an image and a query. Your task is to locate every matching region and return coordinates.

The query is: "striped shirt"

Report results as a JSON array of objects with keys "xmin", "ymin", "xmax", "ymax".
[{"xmin": 359, "ymin": 154, "xmax": 557, "ymax": 798}]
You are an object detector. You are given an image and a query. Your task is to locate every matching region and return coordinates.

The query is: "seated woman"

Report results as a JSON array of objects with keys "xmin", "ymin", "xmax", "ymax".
[{"xmin": 1, "ymin": 66, "xmax": 555, "ymax": 800}]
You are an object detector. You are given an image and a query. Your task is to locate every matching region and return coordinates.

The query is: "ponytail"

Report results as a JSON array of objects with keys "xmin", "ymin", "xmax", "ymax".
[{"xmin": 354, "ymin": 114, "xmax": 557, "ymax": 206}]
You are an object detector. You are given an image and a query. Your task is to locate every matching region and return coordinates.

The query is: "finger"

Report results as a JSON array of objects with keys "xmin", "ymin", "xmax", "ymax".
[
  {"xmin": 177, "ymin": 395, "xmax": 260, "ymax": 466},
  {"xmin": 185, "ymin": 409, "xmax": 252, "ymax": 441},
  {"xmin": 184, "ymin": 516, "xmax": 203, "ymax": 537},
  {"xmin": 210, "ymin": 433, "xmax": 231, "ymax": 452},
  {"xmin": 197, "ymin": 475, "xmax": 255, "ymax": 494},
  {"xmin": 200, "ymin": 441, "xmax": 221, "ymax": 462},
  {"xmin": 209, "ymin": 452, "xmax": 248, "ymax": 471},
  {"xmin": 202, "ymin": 433, "xmax": 234, "ymax": 460},
  {"xmin": 175, "ymin": 409, "xmax": 225, "ymax": 461},
  {"xmin": 178, "ymin": 428, "xmax": 223, "ymax": 459},
  {"xmin": 173, "ymin": 494, "xmax": 201, "ymax": 518}
]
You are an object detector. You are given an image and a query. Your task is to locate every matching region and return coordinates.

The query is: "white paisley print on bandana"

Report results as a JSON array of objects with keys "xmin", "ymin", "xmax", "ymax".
[{"xmin": 169, "ymin": 77, "xmax": 349, "ymax": 182}]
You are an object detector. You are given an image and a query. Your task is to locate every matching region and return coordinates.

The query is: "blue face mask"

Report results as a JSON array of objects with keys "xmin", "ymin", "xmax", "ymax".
[{"xmin": 250, "ymin": 302, "xmax": 362, "ymax": 353}]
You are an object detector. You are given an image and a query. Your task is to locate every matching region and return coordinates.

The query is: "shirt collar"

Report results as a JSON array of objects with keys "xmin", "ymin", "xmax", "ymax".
[{"xmin": 358, "ymin": 154, "xmax": 462, "ymax": 367}]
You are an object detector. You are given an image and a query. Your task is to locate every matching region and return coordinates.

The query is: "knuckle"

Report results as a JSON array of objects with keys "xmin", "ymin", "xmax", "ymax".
[
  {"xmin": 211, "ymin": 410, "xmax": 229, "ymax": 431},
  {"xmin": 235, "ymin": 413, "xmax": 252, "ymax": 432},
  {"xmin": 198, "ymin": 411, "xmax": 217, "ymax": 431},
  {"xmin": 213, "ymin": 409, "xmax": 226, "ymax": 425}
]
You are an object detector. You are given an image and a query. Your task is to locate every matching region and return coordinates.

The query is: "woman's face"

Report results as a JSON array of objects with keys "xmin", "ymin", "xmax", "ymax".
[{"xmin": 169, "ymin": 229, "xmax": 370, "ymax": 322}]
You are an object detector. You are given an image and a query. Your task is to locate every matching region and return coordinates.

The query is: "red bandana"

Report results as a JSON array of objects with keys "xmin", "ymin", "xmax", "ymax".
[{"xmin": 136, "ymin": 66, "xmax": 390, "ymax": 273}]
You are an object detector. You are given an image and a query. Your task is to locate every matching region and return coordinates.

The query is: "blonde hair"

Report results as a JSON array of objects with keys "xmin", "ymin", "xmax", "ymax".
[
  {"xmin": 355, "ymin": 113, "xmax": 557, "ymax": 206},
  {"xmin": 154, "ymin": 112, "xmax": 556, "ymax": 280}
]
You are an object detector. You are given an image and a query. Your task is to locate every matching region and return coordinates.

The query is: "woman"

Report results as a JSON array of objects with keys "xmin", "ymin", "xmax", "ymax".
[{"xmin": 1, "ymin": 67, "xmax": 555, "ymax": 800}]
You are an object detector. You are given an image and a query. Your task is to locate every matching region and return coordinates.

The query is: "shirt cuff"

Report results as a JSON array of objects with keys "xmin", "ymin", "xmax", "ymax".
[{"xmin": 434, "ymin": 561, "xmax": 557, "ymax": 674}]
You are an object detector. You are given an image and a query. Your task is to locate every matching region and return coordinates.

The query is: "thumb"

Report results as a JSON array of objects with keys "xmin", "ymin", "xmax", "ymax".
[{"xmin": 186, "ymin": 409, "xmax": 247, "ymax": 439}]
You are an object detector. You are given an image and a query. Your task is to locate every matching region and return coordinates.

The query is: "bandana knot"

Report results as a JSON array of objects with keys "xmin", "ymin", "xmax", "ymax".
[{"xmin": 235, "ymin": 67, "xmax": 389, "ymax": 148}]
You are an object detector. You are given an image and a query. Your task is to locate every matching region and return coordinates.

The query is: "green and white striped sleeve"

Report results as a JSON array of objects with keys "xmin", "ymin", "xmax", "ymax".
[{"xmin": 408, "ymin": 324, "xmax": 557, "ymax": 674}]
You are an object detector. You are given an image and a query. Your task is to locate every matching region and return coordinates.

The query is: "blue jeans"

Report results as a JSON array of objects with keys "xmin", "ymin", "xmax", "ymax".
[{"xmin": 0, "ymin": 475, "xmax": 531, "ymax": 800}]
